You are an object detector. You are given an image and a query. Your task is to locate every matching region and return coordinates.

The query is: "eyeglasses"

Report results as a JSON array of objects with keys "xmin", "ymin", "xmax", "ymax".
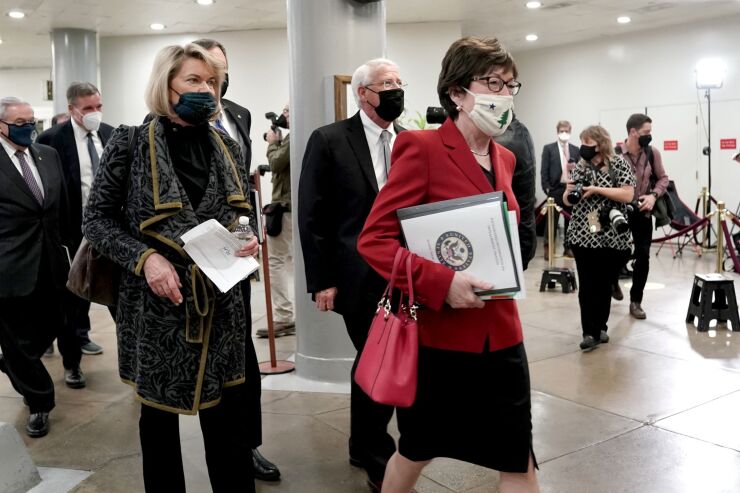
[
  {"xmin": 1, "ymin": 119, "xmax": 37, "ymax": 127},
  {"xmin": 366, "ymin": 79, "xmax": 408, "ymax": 90},
  {"xmin": 471, "ymin": 76, "xmax": 522, "ymax": 95}
]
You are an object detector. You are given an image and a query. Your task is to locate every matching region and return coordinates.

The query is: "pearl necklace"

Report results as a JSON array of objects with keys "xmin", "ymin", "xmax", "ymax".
[{"xmin": 470, "ymin": 148, "xmax": 489, "ymax": 157}]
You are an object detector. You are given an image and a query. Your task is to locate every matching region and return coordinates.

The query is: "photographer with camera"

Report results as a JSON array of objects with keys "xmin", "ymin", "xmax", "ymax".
[
  {"xmin": 564, "ymin": 125, "xmax": 636, "ymax": 351},
  {"xmin": 260, "ymin": 104, "xmax": 295, "ymax": 337}
]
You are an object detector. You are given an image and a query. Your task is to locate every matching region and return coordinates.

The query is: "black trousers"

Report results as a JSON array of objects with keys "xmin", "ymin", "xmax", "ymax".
[
  {"xmin": 572, "ymin": 246, "xmax": 629, "ymax": 340},
  {"xmin": 343, "ymin": 298, "xmax": 396, "ymax": 482},
  {"xmin": 629, "ymin": 211, "xmax": 653, "ymax": 304},
  {"xmin": 239, "ymin": 279, "xmax": 263, "ymax": 448},
  {"xmin": 63, "ymin": 291, "xmax": 92, "ymax": 345},
  {"xmin": 0, "ymin": 263, "xmax": 79, "ymax": 413},
  {"xmin": 546, "ymin": 184, "xmax": 572, "ymax": 248},
  {"xmin": 139, "ymin": 384, "xmax": 256, "ymax": 493}
]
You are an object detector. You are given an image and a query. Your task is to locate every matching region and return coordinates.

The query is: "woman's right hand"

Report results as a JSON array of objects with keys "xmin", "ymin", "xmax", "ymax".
[
  {"xmin": 143, "ymin": 253, "xmax": 183, "ymax": 305},
  {"xmin": 445, "ymin": 272, "xmax": 492, "ymax": 309}
]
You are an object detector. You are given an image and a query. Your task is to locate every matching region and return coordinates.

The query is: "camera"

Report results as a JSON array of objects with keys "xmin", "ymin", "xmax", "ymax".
[
  {"xmin": 263, "ymin": 111, "xmax": 288, "ymax": 141},
  {"xmin": 426, "ymin": 106, "xmax": 448, "ymax": 125},
  {"xmin": 600, "ymin": 207, "xmax": 630, "ymax": 234},
  {"xmin": 567, "ymin": 178, "xmax": 589, "ymax": 205}
]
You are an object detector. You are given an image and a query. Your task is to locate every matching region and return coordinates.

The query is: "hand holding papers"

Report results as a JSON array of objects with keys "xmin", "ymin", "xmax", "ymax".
[
  {"xmin": 181, "ymin": 219, "xmax": 259, "ymax": 293},
  {"xmin": 397, "ymin": 192, "xmax": 523, "ymax": 299}
]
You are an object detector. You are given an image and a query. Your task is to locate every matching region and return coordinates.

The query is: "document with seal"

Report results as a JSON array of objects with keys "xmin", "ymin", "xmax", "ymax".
[
  {"xmin": 181, "ymin": 219, "xmax": 260, "ymax": 293},
  {"xmin": 397, "ymin": 192, "xmax": 521, "ymax": 297}
]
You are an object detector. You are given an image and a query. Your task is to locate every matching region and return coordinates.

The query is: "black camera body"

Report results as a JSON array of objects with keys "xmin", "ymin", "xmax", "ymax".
[
  {"xmin": 567, "ymin": 177, "xmax": 590, "ymax": 205},
  {"xmin": 426, "ymin": 106, "xmax": 448, "ymax": 125},
  {"xmin": 263, "ymin": 111, "xmax": 288, "ymax": 141}
]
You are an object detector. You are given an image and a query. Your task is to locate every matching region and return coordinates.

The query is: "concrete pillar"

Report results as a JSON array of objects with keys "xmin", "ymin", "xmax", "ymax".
[
  {"xmin": 0, "ymin": 422, "xmax": 40, "ymax": 493},
  {"xmin": 50, "ymin": 29, "xmax": 99, "ymax": 114},
  {"xmin": 287, "ymin": 0, "xmax": 386, "ymax": 382}
]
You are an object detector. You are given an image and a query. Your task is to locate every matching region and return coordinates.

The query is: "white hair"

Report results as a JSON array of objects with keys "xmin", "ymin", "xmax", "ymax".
[
  {"xmin": 0, "ymin": 97, "xmax": 30, "ymax": 120},
  {"xmin": 350, "ymin": 58, "xmax": 399, "ymax": 105}
]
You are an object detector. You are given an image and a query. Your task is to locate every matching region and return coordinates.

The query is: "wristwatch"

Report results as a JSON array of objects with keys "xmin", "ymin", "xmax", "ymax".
[{"xmin": 649, "ymin": 191, "xmax": 658, "ymax": 198}]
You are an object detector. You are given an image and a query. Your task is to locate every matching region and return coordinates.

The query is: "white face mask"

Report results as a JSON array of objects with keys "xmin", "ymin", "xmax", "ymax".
[
  {"xmin": 81, "ymin": 111, "xmax": 103, "ymax": 132},
  {"xmin": 462, "ymin": 87, "xmax": 514, "ymax": 137},
  {"xmin": 558, "ymin": 132, "xmax": 570, "ymax": 142}
]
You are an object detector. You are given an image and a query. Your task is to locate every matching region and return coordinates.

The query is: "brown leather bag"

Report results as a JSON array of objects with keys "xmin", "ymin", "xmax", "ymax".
[{"xmin": 66, "ymin": 125, "xmax": 137, "ymax": 306}]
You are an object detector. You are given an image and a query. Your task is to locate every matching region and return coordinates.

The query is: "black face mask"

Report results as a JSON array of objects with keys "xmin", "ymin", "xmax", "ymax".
[
  {"xmin": 579, "ymin": 145, "xmax": 598, "ymax": 162},
  {"xmin": 368, "ymin": 88, "xmax": 404, "ymax": 122},
  {"xmin": 221, "ymin": 73, "xmax": 229, "ymax": 99},
  {"xmin": 638, "ymin": 134, "xmax": 652, "ymax": 148},
  {"xmin": 171, "ymin": 90, "xmax": 217, "ymax": 126}
]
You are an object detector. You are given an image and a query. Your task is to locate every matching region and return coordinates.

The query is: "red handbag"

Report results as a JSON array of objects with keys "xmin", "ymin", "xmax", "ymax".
[{"xmin": 355, "ymin": 248, "xmax": 419, "ymax": 408}]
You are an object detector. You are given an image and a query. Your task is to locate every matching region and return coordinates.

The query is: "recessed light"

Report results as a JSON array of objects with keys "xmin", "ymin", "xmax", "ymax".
[
  {"xmin": 196, "ymin": 0, "xmax": 214, "ymax": 5},
  {"xmin": 526, "ymin": 1, "xmax": 542, "ymax": 8},
  {"xmin": 7, "ymin": 10, "xmax": 25, "ymax": 19},
  {"xmin": 150, "ymin": 23, "xmax": 165, "ymax": 31},
  {"xmin": 526, "ymin": 34, "xmax": 539, "ymax": 42},
  {"xmin": 617, "ymin": 16, "xmax": 631, "ymax": 24}
]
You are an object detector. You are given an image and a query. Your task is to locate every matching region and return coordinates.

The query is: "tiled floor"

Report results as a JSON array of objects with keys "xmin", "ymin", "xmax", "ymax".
[{"xmin": 2, "ymin": 242, "xmax": 740, "ymax": 492}]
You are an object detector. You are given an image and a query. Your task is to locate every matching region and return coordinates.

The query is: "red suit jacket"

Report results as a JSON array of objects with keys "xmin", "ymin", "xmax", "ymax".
[{"xmin": 357, "ymin": 118, "xmax": 523, "ymax": 353}]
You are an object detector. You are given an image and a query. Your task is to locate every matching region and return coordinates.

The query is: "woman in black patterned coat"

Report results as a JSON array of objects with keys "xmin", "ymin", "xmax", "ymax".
[{"xmin": 83, "ymin": 43, "xmax": 259, "ymax": 493}]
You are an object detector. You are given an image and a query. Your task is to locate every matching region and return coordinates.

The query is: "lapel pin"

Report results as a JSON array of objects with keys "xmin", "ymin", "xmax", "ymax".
[{"xmin": 237, "ymin": 114, "xmax": 242, "ymax": 119}]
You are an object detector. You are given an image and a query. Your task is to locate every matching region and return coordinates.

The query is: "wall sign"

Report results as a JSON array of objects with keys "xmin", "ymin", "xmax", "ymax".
[
  {"xmin": 663, "ymin": 140, "xmax": 678, "ymax": 151},
  {"xmin": 720, "ymin": 138, "xmax": 737, "ymax": 150}
]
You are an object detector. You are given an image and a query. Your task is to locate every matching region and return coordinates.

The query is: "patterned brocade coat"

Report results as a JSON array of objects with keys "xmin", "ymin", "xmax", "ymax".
[{"xmin": 83, "ymin": 117, "xmax": 252, "ymax": 414}]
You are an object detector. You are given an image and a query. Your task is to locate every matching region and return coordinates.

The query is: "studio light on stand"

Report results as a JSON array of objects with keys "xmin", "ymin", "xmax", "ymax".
[{"xmin": 695, "ymin": 57, "xmax": 726, "ymax": 248}]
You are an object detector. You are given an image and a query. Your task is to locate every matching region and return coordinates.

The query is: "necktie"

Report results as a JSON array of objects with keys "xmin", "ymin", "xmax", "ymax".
[
  {"xmin": 15, "ymin": 151, "xmax": 44, "ymax": 205},
  {"xmin": 380, "ymin": 130, "xmax": 391, "ymax": 180},
  {"xmin": 214, "ymin": 118, "xmax": 229, "ymax": 136},
  {"xmin": 87, "ymin": 132, "xmax": 100, "ymax": 177}
]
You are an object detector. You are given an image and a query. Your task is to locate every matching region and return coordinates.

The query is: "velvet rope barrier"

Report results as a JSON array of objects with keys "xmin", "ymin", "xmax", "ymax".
[
  {"xmin": 721, "ymin": 221, "xmax": 740, "ymax": 274},
  {"xmin": 651, "ymin": 217, "xmax": 710, "ymax": 243}
]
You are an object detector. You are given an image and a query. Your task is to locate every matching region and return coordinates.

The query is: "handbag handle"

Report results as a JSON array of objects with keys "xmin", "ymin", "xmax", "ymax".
[
  {"xmin": 405, "ymin": 253, "xmax": 418, "ymax": 320},
  {"xmin": 378, "ymin": 248, "xmax": 405, "ymax": 317}
]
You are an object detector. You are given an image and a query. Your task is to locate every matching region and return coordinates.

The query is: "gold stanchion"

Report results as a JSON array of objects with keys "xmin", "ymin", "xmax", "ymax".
[
  {"xmin": 539, "ymin": 197, "xmax": 576, "ymax": 293},
  {"xmin": 715, "ymin": 201, "xmax": 725, "ymax": 273},
  {"xmin": 547, "ymin": 197, "xmax": 555, "ymax": 269}
]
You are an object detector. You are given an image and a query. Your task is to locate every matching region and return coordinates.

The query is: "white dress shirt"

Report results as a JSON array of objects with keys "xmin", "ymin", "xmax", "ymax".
[
  {"xmin": 71, "ymin": 117, "xmax": 104, "ymax": 208},
  {"xmin": 1, "ymin": 136, "xmax": 44, "ymax": 198},
  {"xmin": 359, "ymin": 109, "xmax": 397, "ymax": 190},
  {"xmin": 558, "ymin": 141, "xmax": 571, "ymax": 183}
]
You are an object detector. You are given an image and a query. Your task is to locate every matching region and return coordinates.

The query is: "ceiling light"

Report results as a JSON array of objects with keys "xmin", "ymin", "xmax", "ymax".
[
  {"xmin": 196, "ymin": 0, "xmax": 214, "ymax": 5},
  {"xmin": 150, "ymin": 23, "xmax": 165, "ymax": 31},
  {"xmin": 617, "ymin": 16, "xmax": 631, "ymax": 24},
  {"xmin": 696, "ymin": 58, "xmax": 726, "ymax": 89},
  {"xmin": 7, "ymin": 10, "xmax": 25, "ymax": 19},
  {"xmin": 526, "ymin": 1, "xmax": 542, "ymax": 8},
  {"xmin": 526, "ymin": 34, "xmax": 538, "ymax": 42},
  {"xmin": 0, "ymin": 38, "xmax": 3, "ymax": 44}
]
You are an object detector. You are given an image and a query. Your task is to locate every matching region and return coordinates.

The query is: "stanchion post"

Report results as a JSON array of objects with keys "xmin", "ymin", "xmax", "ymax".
[
  {"xmin": 716, "ymin": 201, "xmax": 725, "ymax": 273},
  {"xmin": 547, "ymin": 197, "xmax": 555, "ymax": 269}
]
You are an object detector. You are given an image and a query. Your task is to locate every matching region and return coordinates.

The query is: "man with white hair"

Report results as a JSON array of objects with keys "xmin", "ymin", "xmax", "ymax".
[
  {"xmin": 0, "ymin": 97, "xmax": 75, "ymax": 437},
  {"xmin": 298, "ymin": 58, "xmax": 406, "ymax": 492}
]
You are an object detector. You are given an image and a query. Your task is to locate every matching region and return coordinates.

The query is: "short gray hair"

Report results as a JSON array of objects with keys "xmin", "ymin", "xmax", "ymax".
[
  {"xmin": 67, "ymin": 82, "xmax": 100, "ymax": 105},
  {"xmin": 0, "ymin": 97, "xmax": 31, "ymax": 120},
  {"xmin": 350, "ymin": 58, "xmax": 399, "ymax": 105}
]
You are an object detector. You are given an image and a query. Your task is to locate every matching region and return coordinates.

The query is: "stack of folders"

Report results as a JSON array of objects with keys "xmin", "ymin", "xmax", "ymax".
[{"xmin": 397, "ymin": 191, "xmax": 525, "ymax": 301}]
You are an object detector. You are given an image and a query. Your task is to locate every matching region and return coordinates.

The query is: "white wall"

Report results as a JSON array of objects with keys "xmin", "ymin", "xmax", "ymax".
[
  {"xmin": 0, "ymin": 68, "xmax": 55, "ymax": 124},
  {"xmin": 512, "ymin": 14, "xmax": 740, "ymax": 209}
]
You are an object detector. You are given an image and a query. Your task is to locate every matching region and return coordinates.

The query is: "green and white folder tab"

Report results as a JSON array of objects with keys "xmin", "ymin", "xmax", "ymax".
[{"xmin": 397, "ymin": 192, "xmax": 523, "ymax": 299}]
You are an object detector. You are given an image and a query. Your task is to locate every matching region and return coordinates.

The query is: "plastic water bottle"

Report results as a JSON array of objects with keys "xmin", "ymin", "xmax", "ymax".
[{"xmin": 233, "ymin": 216, "xmax": 255, "ymax": 244}]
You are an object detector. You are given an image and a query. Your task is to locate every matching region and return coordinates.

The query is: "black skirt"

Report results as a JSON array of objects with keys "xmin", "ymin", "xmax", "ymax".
[{"xmin": 397, "ymin": 342, "xmax": 535, "ymax": 473}]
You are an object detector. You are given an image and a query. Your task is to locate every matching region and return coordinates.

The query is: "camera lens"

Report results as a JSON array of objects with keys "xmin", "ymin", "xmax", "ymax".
[{"xmin": 567, "ymin": 184, "xmax": 583, "ymax": 204}]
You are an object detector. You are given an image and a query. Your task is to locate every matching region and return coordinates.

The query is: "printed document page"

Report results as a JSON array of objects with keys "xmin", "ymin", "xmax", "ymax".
[
  {"xmin": 479, "ymin": 210, "xmax": 526, "ymax": 300},
  {"xmin": 181, "ymin": 219, "xmax": 259, "ymax": 293}
]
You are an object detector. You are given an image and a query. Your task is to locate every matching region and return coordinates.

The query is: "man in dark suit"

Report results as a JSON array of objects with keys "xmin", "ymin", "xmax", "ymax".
[
  {"xmin": 192, "ymin": 37, "xmax": 281, "ymax": 483},
  {"xmin": 37, "ymin": 82, "xmax": 111, "ymax": 360},
  {"xmin": 0, "ymin": 97, "xmax": 78, "ymax": 437},
  {"xmin": 298, "ymin": 58, "xmax": 406, "ymax": 492},
  {"xmin": 540, "ymin": 120, "xmax": 579, "ymax": 259}
]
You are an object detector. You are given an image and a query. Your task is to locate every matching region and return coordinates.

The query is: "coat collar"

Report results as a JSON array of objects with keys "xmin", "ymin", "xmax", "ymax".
[
  {"xmin": 0, "ymin": 142, "xmax": 50, "ymax": 209},
  {"xmin": 345, "ymin": 111, "xmax": 379, "ymax": 194},
  {"xmin": 438, "ymin": 118, "xmax": 496, "ymax": 194}
]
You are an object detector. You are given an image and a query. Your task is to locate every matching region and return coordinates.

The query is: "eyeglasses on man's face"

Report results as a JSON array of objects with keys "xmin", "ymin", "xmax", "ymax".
[
  {"xmin": 366, "ymin": 79, "xmax": 408, "ymax": 91},
  {"xmin": 1, "ymin": 119, "xmax": 38, "ymax": 127},
  {"xmin": 471, "ymin": 76, "xmax": 521, "ymax": 95}
]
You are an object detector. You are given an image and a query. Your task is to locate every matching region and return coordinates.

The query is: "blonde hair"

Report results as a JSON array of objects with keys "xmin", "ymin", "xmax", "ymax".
[
  {"xmin": 145, "ymin": 43, "xmax": 225, "ymax": 120},
  {"xmin": 579, "ymin": 125, "xmax": 615, "ymax": 161}
]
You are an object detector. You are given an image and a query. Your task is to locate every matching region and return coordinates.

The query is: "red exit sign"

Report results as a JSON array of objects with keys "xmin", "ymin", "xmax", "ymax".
[
  {"xmin": 664, "ymin": 140, "xmax": 678, "ymax": 151},
  {"xmin": 720, "ymin": 139, "xmax": 737, "ymax": 150}
]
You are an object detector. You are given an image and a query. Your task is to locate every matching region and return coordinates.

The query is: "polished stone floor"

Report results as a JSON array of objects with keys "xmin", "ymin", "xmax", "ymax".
[{"xmin": 2, "ymin": 242, "xmax": 740, "ymax": 492}]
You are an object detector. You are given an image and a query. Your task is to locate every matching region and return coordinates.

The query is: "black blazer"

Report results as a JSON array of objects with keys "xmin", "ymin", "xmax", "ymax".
[
  {"xmin": 541, "ymin": 141, "xmax": 579, "ymax": 194},
  {"xmin": 298, "ymin": 111, "xmax": 403, "ymax": 315},
  {"xmin": 222, "ymin": 98, "xmax": 252, "ymax": 169},
  {"xmin": 37, "ymin": 120, "xmax": 114, "ymax": 246},
  {"xmin": 0, "ymin": 143, "xmax": 71, "ymax": 298}
]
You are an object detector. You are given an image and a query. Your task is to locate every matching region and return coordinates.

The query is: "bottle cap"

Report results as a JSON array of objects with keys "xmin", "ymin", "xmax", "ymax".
[{"xmin": 238, "ymin": 216, "xmax": 249, "ymax": 225}]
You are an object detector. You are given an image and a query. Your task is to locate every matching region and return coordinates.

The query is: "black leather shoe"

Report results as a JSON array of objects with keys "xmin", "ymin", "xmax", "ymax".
[
  {"xmin": 252, "ymin": 448, "xmax": 280, "ymax": 481},
  {"xmin": 612, "ymin": 283, "xmax": 624, "ymax": 301},
  {"xmin": 26, "ymin": 412, "xmax": 49, "ymax": 438},
  {"xmin": 0, "ymin": 354, "xmax": 5, "ymax": 374},
  {"xmin": 64, "ymin": 367, "xmax": 86, "ymax": 389}
]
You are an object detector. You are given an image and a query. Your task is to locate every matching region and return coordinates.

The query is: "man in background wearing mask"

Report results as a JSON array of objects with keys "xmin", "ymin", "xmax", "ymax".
[
  {"xmin": 37, "ymin": 82, "xmax": 112, "ymax": 364},
  {"xmin": 260, "ymin": 103, "xmax": 295, "ymax": 338},
  {"xmin": 541, "ymin": 120, "xmax": 580, "ymax": 260},
  {"xmin": 617, "ymin": 113, "xmax": 669, "ymax": 320},
  {"xmin": 0, "ymin": 97, "xmax": 75, "ymax": 437},
  {"xmin": 298, "ymin": 58, "xmax": 405, "ymax": 492}
]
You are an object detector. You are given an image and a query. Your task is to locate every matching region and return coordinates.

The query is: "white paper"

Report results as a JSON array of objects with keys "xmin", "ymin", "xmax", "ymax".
[
  {"xmin": 400, "ymin": 198, "xmax": 520, "ymax": 295},
  {"xmin": 479, "ymin": 211, "xmax": 526, "ymax": 301},
  {"xmin": 181, "ymin": 219, "xmax": 259, "ymax": 293}
]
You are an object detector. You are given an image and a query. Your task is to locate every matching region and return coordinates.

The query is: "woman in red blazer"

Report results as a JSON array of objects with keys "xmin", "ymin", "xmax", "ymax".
[{"xmin": 357, "ymin": 37, "xmax": 540, "ymax": 493}]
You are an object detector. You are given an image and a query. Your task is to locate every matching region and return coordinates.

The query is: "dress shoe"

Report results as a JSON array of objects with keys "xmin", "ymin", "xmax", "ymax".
[
  {"xmin": 579, "ymin": 335, "xmax": 599, "ymax": 352},
  {"xmin": 64, "ymin": 367, "xmax": 87, "ymax": 389},
  {"xmin": 256, "ymin": 322, "xmax": 295, "ymax": 338},
  {"xmin": 81, "ymin": 340, "xmax": 103, "ymax": 355},
  {"xmin": 629, "ymin": 302, "xmax": 647, "ymax": 320},
  {"xmin": 252, "ymin": 448, "xmax": 281, "ymax": 481},
  {"xmin": 600, "ymin": 330, "xmax": 610, "ymax": 344},
  {"xmin": 563, "ymin": 248, "xmax": 574, "ymax": 258},
  {"xmin": 612, "ymin": 283, "xmax": 624, "ymax": 301},
  {"xmin": 543, "ymin": 246, "xmax": 550, "ymax": 262},
  {"xmin": 0, "ymin": 354, "xmax": 6, "ymax": 374},
  {"xmin": 26, "ymin": 412, "xmax": 49, "ymax": 438}
]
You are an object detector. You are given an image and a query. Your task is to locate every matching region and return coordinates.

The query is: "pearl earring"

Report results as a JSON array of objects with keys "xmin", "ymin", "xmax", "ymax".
[{"xmin": 455, "ymin": 105, "xmax": 461, "ymax": 111}]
